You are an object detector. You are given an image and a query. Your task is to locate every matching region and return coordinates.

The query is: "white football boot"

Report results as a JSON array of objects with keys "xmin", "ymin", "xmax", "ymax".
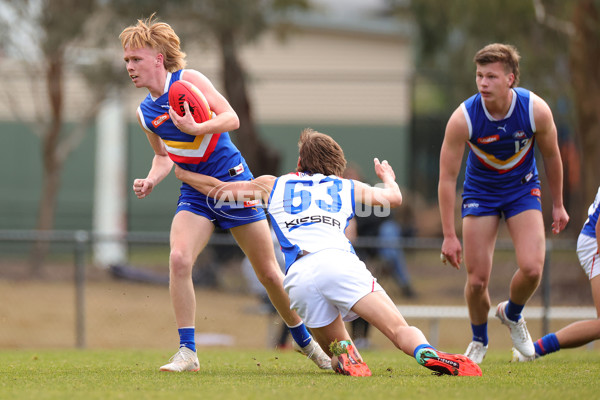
[
  {"xmin": 293, "ymin": 339, "xmax": 333, "ymax": 370},
  {"xmin": 496, "ymin": 301, "xmax": 535, "ymax": 358},
  {"xmin": 159, "ymin": 347, "xmax": 200, "ymax": 372},
  {"xmin": 464, "ymin": 340, "xmax": 488, "ymax": 364},
  {"xmin": 511, "ymin": 347, "xmax": 537, "ymax": 362}
]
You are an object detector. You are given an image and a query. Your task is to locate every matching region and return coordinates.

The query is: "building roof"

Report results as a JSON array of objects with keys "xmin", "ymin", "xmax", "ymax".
[{"xmin": 283, "ymin": 0, "xmax": 413, "ymax": 38}]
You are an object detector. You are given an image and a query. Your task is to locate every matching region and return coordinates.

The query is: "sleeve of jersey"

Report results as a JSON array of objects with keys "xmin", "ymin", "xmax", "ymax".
[
  {"xmin": 349, "ymin": 179, "xmax": 356, "ymax": 218},
  {"xmin": 136, "ymin": 106, "xmax": 153, "ymax": 134},
  {"xmin": 528, "ymin": 92, "xmax": 536, "ymax": 133},
  {"xmin": 460, "ymin": 102, "xmax": 473, "ymax": 140}
]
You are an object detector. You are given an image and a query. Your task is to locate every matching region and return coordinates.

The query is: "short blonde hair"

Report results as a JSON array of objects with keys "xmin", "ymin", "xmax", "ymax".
[
  {"xmin": 119, "ymin": 13, "xmax": 187, "ymax": 72},
  {"xmin": 297, "ymin": 128, "xmax": 346, "ymax": 177},
  {"xmin": 474, "ymin": 43, "xmax": 520, "ymax": 87}
]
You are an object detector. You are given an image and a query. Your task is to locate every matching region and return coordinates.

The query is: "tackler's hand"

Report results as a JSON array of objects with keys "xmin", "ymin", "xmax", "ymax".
[{"xmin": 373, "ymin": 158, "xmax": 396, "ymax": 182}]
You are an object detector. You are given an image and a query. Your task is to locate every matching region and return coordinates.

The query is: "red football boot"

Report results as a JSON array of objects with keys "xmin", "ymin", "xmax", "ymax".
[
  {"xmin": 333, "ymin": 344, "xmax": 372, "ymax": 377},
  {"xmin": 416, "ymin": 348, "xmax": 482, "ymax": 376}
]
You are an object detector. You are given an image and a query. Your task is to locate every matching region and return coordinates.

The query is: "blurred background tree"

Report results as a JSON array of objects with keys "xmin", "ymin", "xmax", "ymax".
[
  {"xmin": 0, "ymin": 0, "xmax": 126, "ymax": 274},
  {"xmin": 567, "ymin": 0, "xmax": 600, "ymax": 227}
]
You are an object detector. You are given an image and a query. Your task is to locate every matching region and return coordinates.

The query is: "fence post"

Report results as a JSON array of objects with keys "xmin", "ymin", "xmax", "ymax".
[
  {"xmin": 74, "ymin": 230, "xmax": 88, "ymax": 349},
  {"xmin": 541, "ymin": 239, "xmax": 552, "ymax": 336}
]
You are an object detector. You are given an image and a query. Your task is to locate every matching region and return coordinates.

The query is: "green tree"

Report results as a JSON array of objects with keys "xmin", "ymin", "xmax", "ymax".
[
  {"xmin": 566, "ymin": 0, "xmax": 600, "ymax": 223},
  {"xmin": 0, "ymin": 0, "xmax": 125, "ymax": 274}
]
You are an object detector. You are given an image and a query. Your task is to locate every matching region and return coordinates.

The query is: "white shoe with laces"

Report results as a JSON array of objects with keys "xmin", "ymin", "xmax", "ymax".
[
  {"xmin": 293, "ymin": 339, "xmax": 332, "ymax": 370},
  {"xmin": 464, "ymin": 340, "xmax": 488, "ymax": 364},
  {"xmin": 159, "ymin": 347, "xmax": 200, "ymax": 372},
  {"xmin": 495, "ymin": 301, "xmax": 535, "ymax": 357},
  {"xmin": 511, "ymin": 347, "xmax": 536, "ymax": 362}
]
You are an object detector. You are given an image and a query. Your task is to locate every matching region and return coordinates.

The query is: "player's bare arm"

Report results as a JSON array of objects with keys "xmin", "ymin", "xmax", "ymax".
[
  {"xmin": 168, "ymin": 69, "xmax": 239, "ymax": 137},
  {"xmin": 353, "ymin": 158, "xmax": 402, "ymax": 207},
  {"xmin": 174, "ymin": 166, "xmax": 275, "ymax": 205},
  {"xmin": 532, "ymin": 93, "xmax": 569, "ymax": 234},
  {"xmin": 438, "ymin": 107, "xmax": 469, "ymax": 269},
  {"xmin": 132, "ymin": 115, "xmax": 174, "ymax": 199}
]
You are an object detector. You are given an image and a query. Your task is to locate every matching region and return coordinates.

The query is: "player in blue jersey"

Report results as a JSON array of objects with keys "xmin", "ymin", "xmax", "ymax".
[
  {"xmin": 120, "ymin": 14, "xmax": 329, "ymax": 372},
  {"xmin": 174, "ymin": 128, "xmax": 482, "ymax": 377},
  {"xmin": 513, "ymin": 185, "xmax": 600, "ymax": 361},
  {"xmin": 438, "ymin": 43, "xmax": 570, "ymax": 364}
]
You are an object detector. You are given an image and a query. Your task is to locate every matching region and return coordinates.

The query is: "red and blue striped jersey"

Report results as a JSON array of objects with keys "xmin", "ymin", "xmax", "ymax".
[{"xmin": 462, "ymin": 87, "xmax": 538, "ymax": 193}]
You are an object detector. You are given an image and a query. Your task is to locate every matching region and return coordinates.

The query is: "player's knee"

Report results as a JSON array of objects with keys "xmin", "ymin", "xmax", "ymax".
[
  {"xmin": 467, "ymin": 276, "xmax": 488, "ymax": 294},
  {"xmin": 519, "ymin": 264, "xmax": 543, "ymax": 283},
  {"xmin": 169, "ymin": 249, "xmax": 194, "ymax": 277},
  {"xmin": 254, "ymin": 264, "xmax": 283, "ymax": 288}
]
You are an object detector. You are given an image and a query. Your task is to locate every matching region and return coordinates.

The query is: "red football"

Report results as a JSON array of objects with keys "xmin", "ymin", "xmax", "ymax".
[{"xmin": 168, "ymin": 80, "xmax": 212, "ymax": 123}]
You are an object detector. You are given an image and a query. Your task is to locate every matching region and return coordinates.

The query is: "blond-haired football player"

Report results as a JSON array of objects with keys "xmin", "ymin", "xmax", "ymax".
[{"xmin": 120, "ymin": 14, "xmax": 329, "ymax": 372}]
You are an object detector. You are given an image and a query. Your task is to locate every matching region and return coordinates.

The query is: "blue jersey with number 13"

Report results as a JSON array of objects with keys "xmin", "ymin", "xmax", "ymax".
[{"xmin": 462, "ymin": 87, "xmax": 539, "ymax": 194}]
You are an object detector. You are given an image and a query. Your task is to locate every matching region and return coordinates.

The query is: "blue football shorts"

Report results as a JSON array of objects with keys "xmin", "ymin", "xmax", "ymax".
[
  {"xmin": 461, "ymin": 182, "xmax": 542, "ymax": 220},
  {"xmin": 175, "ymin": 184, "xmax": 266, "ymax": 230}
]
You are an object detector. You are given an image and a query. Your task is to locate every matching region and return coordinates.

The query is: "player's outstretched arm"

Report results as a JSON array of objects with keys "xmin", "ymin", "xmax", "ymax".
[
  {"xmin": 353, "ymin": 158, "xmax": 402, "ymax": 208},
  {"xmin": 174, "ymin": 166, "xmax": 275, "ymax": 204}
]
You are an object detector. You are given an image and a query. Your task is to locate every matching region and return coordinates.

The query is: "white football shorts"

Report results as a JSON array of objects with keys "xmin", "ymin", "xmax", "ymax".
[
  {"xmin": 283, "ymin": 248, "xmax": 383, "ymax": 328},
  {"xmin": 576, "ymin": 233, "xmax": 600, "ymax": 280}
]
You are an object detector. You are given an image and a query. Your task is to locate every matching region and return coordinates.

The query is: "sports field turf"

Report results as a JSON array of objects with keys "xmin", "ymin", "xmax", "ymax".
[{"xmin": 0, "ymin": 348, "xmax": 598, "ymax": 400}]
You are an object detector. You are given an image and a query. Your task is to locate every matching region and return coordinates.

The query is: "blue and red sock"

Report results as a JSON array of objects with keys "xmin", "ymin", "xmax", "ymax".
[{"xmin": 534, "ymin": 333, "xmax": 560, "ymax": 356}]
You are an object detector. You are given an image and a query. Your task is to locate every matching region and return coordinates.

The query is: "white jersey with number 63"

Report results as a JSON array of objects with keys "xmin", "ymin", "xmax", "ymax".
[{"xmin": 267, "ymin": 172, "xmax": 355, "ymax": 271}]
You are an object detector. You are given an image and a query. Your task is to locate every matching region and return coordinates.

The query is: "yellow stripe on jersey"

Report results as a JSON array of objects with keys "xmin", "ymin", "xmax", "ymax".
[
  {"xmin": 161, "ymin": 112, "xmax": 216, "ymax": 150},
  {"xmin": 163, "ymin": 135, "xmax": 204, "ymax": 150},
  {"xmin": 467, "ymin": 138, "xmax": 533, "ymax": 171}
]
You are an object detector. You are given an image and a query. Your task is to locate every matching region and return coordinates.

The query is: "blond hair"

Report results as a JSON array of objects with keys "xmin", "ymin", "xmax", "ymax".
[
  {"xmin": 119, "ymin": 13, "xmax": 187, "ymax": 72},
  {"xmin": 474, "ymin": 43, "xmax": 521, "ymax": 87},
  {"xmin": 297, "ymin": 128, "xmax": 346, "ymax": 177}
]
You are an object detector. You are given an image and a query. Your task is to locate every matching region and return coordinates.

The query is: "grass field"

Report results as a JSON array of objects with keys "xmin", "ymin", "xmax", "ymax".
[
  {"xmin": 1, "ymin": 248, "xmax": 597, "ymax": 399},
  {"xmin": 1, "ymin": 348, "xmax": 599, "ymax": 400}
]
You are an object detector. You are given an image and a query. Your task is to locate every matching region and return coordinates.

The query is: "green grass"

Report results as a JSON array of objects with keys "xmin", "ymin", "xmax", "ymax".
[{"xmin": 0, "ymin": 349, "xmax": 598, "ymax": 400}]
